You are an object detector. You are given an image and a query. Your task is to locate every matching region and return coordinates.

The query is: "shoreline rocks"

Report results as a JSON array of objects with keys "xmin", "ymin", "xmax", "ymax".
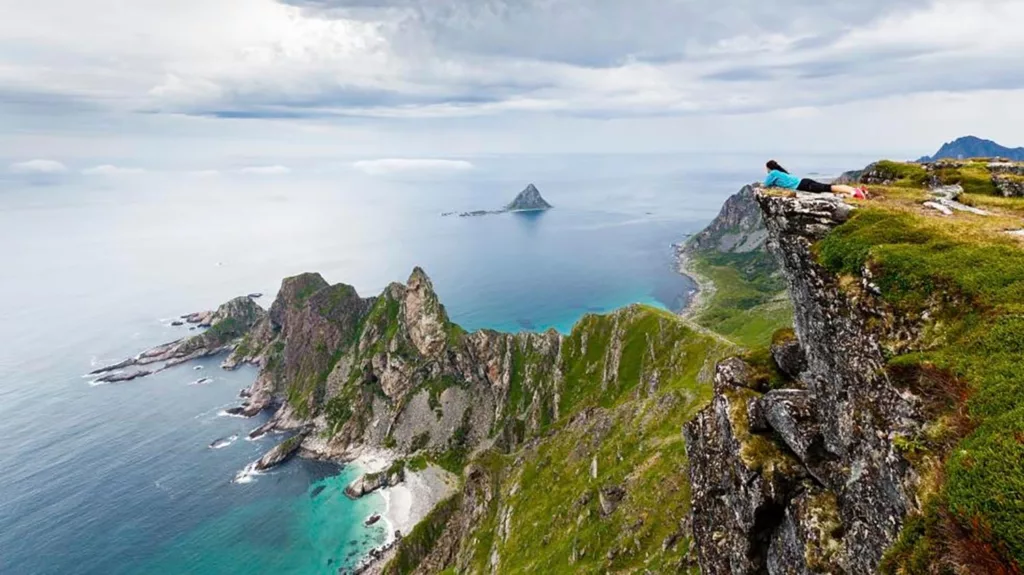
[
  {"xmin": 89, "ymin": 296, "xmax": 267, "ymax": 380},
  {"xmin": 345, "ymin": 466, "xmax": 406, "ymax": 499},
  {"xmin": 253, "ymin": 433, "xmax": 308, "ymax": 472}
]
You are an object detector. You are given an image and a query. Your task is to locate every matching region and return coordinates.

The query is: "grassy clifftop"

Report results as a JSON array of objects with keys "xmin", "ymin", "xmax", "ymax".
[{"xmin": 803, "ymin": 171, "xmax": 1024, "ymax": 572}]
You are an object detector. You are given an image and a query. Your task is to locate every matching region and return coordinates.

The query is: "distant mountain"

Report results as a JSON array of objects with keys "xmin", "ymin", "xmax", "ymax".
[
  {"xmin": 505, "ymin": 184, "xmax": 553, "ymax": 211},
  {"xmin": 918, "ymin": 136, "xmax": 1024, "ymax": 162}
]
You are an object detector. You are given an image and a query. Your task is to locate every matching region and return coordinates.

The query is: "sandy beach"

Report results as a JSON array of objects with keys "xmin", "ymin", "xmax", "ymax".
[
  {"xmin": 675, "ymin": 248, "xmax": 716, "ymax": 319},
  {"xmin": 379, "ymin": 464, "xmax": 458, "ymax": 539}
]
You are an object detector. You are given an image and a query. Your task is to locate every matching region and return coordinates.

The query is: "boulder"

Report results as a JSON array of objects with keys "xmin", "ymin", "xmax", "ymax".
[
  {"xmin": 770, "ymin": 331, "xmax": 807, "ymax": 379},
  {"xmin": 253, "ymin": 433, "xmax": 306, "ymax": 472},
  {"xmin": 598, "ymin": 486, "xmax": 626, "ymax": 516}
]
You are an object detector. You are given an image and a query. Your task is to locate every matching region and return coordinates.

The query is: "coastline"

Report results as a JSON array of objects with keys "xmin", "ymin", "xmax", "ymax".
[
  {"xmin": 674, "ymin": 244, "xmax": 715, "ymax": 320},
  {"xmin": 344, "ymin": 447, "xmax": 459, "ymax": 574}
]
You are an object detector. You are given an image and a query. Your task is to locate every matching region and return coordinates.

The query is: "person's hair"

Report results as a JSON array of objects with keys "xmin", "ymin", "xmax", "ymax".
[{"xmin": 766, "ymin": 160, "xmax": 789, "ymax": 174}]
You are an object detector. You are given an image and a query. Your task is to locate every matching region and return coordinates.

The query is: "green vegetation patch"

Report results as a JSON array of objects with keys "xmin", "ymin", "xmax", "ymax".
[
  {"xmin": 690, "ymin": 251, "xmax": 793, "ymax": 347},
  {"xmin": 815, "ymin": 206, "xmax": 1024, "ymax": 569},
  {"xmin": 934, "ymin": 163, "xmax": 999, "ymax": 196},
  {"xmin": 469, "ymin": 394, "xmax": 703, "ymax": 574},
  {"xmin": 205, "ymin": 316, "xmax": 244, "ymax": 344},
  {"xmin": 872, "ymin": 160, "xmax": 930, "ymax": 188}
]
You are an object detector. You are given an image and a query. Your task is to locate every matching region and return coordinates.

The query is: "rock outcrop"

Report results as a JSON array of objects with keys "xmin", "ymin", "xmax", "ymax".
[
  {"xmin": 685, "ymin": 191, "xmax": 924, "ymax": 574},
  {"xmin": 681, "ymin": 184, "xmax": 769, "ymax": 256},
  {"xmin": 504, "ymin": 184, "xmax": 552, "ymax": 211},
  {"xmin": 254, "ymin": 432, "xmax": 307, "ymax": 472},
  {"xmin": 90, "ymin": 296, "xmax": 267, "ymax": 380},
  {"xmin": 345, "ymin": 465, "xmax": 406, "ymax": 499}
]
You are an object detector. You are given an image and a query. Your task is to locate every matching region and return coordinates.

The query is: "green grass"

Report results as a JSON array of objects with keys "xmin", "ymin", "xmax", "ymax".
[
  {"xmin": 446, "ymin": 307, "xmax": 733, "ymax": 574},
  {"xmin": 814, "ymin": 206, "xmax": 1024, "ymax": 570},
  {"xmin": 873, "ymin": 160, "xmax": 930, "ymax": 188},
  {"xmin": 205, "ymin": 316, "xmax": 244, "ymax": 344},
  {"xmin": 466, "ymin": 392, "xmax": 704, "ymax": 574},
  {"xmin": 690, "ymin": 251, "xmax": 793, "ymax": 347},
  {"xmin": 934, "ymin": 163, "xmax": 999, "ymax": 196}
]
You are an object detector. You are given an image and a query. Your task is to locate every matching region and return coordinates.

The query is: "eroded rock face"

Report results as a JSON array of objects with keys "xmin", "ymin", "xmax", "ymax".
[
  {"xmin": 684, "ymin": 361, "xmax": 805, "ymax": 574},
  {"xmin": 682, "ymin": 184, "xmax": 770, "ymax": 255},
  {"xmin": 403, "ymin": 267, "xmax": 450, "ymax": 358},
  {"xmin": 685, "ymin": 192, "xmax": 925, "ymax": 575}
]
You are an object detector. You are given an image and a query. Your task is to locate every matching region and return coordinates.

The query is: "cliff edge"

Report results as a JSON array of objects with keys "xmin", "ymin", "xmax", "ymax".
[{"xmin": 686, "ymin": 180, "xmax": 1024, "ymax": 574}]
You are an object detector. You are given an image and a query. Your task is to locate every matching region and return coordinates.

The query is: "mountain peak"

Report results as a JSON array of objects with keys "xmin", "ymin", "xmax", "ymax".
[
  {"xmin": 918, "ymin": 135, "xmax": 1024, "ymax": 162},
  {"xmin": 505, "ymin": 183, "xmax": 553, "ymax": 211}
]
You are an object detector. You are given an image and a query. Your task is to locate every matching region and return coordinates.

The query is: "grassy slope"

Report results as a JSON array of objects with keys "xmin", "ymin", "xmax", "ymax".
[
  {"xmin": 805, "ymin": 180, "xmax": 1024, "ymax": 571},
  {"xmin": 460, "ymin": 307, "xmax": 732, "ymax": 574},
  {"xmin": 688, "ymin": 250, "xmax": 793, "ymax": 348},
  {"xmin": 380, "ymin": 305, "xmax": 738, "ymax": 574}
]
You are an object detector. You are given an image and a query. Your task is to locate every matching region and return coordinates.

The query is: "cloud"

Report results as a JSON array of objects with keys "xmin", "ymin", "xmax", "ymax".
[
  {"xmin": 81, "ymin": 165, "xmax": 146, "ymax": 175},
  {"xmin": 125, "ymin": 0, "xmax": 1023, "ymax": 121},
  {"xmin": 352, "ymin": 158, "xmax": 475, "ymax": 175},
  {"xmin": 8, "ymin": 159, "xmax": 68, "ymax": 174},
  {"xmin": 1, "ymin": 0, "xmax": 1024, "ymax": 157},
  {"xmin": 236, "ymin": 165, "xmax": 291, "ymax": 175}
]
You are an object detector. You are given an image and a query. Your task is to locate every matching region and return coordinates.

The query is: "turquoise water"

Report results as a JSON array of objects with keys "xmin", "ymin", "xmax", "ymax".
[
  {"xmin": 0, "ymin": 153, "xmax": 878, "ymax": 574},
  {"xmin": 138, "ymin": 467, "xmax": 389, "ymax": 575}
]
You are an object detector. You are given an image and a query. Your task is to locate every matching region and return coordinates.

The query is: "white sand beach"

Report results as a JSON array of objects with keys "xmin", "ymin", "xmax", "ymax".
[{"xmin": 380, "ymin": 464, "xmax": 458, "ymax": 540}]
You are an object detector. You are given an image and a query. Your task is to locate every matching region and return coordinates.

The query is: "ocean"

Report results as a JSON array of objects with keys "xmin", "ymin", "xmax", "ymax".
[{"xmin": 0, "ymin": 153, "xmax": 878, "ymax": 574}]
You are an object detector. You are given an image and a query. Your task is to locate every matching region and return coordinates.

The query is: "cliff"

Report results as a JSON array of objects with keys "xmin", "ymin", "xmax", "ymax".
[
  {"xmin": 685, "ymin": 176, "xmax": 1024, "ymax": 573},
  {"xmin": 682, "ymin": 184, "xmax": 768, "ymax": 256},
  {"xmin": 678, "ymin": 184, "xmax": 792, "ymax": 347}
]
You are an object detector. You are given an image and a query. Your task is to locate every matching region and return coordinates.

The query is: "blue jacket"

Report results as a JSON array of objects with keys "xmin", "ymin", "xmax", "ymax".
[{"xmin": 764, "ymin": 170, "xmax": 801, "ymax": 190}]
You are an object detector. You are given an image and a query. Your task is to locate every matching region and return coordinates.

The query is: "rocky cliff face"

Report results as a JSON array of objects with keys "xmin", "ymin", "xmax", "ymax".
[
  {"xmin": 682, "ymin": 184, "xmax": 768, "ymax": 256},
  {"xmin": 685, "ymin": 192, "xmax": 926, "ymax": 574},
  {"xmin": 223, "ymin": 266, "xmax": 728, "ymax": 479}
]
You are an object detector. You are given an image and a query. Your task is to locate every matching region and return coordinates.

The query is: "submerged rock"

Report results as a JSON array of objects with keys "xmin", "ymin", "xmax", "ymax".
[{"xmin": 94, "ymin": 369, "xmax": 153, "ymax": 383}]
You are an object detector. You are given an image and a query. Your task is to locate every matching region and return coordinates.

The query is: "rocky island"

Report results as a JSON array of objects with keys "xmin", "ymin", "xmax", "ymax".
[{"xmin": 443, "ymin": 183, "xmax": 553, "ymax": 217}]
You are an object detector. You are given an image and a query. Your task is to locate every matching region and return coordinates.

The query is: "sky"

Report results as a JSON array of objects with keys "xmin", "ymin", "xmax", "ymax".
[{"xmin": 2, "ymin": 0, "xmax": 1024, "ymax": 176}]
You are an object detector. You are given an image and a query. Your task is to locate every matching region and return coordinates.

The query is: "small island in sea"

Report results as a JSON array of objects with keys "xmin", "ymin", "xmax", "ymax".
[{"xmin": 443, "ymin": 183, "xmax": 553, "ymax": 217}]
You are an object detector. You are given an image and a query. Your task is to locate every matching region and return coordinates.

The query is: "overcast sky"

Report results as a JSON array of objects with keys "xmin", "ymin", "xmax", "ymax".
[{"xmin": 2, "ymin": 0, "xmax": 1023, "ymax": 174}]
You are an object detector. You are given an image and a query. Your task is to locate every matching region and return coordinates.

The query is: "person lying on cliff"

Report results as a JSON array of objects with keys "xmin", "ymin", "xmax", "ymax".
[{"xmin": 764, "ymin": 160, "xmax": 869, "ymax": 199}]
